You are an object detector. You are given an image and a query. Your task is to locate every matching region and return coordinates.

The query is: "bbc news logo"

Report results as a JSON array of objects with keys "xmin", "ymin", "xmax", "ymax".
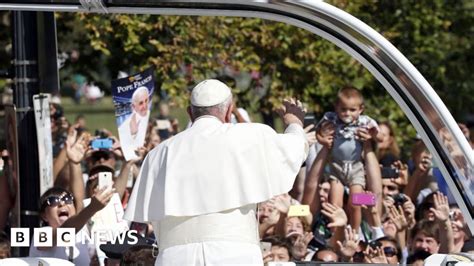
[{"xmin": 10, "ymin": 228, "xmax": 139, "ymax": 247}]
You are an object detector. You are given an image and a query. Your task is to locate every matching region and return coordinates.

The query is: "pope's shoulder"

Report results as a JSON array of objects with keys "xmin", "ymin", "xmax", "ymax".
[
  {"xmin": 148, "ymin": 122, "xmax": 277, "ymax": 152},
  {"xmin": 227, "ymin": 122, "xmax": 279, "ymax": 135}
]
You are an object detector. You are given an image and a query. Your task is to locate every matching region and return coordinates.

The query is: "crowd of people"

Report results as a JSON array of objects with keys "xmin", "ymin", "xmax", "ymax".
[{"xmin": 0, "ymin": 82, "xmax": 473, "ymax": 265}]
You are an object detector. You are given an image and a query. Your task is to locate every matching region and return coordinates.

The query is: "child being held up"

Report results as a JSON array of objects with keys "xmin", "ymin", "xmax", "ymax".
[{"xmin": 316, "ymin": 86, "xmax": 382, "ymax": 232}]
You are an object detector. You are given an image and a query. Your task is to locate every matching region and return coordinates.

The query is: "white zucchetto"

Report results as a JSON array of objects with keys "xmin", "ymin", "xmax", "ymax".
[{"xmin": 191, "ymin": 79, "xmax": 232, "ymax": 107}]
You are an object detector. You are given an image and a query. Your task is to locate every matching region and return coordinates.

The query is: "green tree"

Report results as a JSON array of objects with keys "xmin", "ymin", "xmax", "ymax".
[
  {"xmin": 333, "ymin": 0, "xmax": 474, "ymax": 118},
  {"xmin": 55, "ymin": 1, "xmax": 474, "ymax": 155}
]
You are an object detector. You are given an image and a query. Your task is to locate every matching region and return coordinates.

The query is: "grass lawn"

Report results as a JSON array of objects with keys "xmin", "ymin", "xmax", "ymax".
[{"xmin": 61, "ymin": 96, "xmax": 189, "ymax": 137}]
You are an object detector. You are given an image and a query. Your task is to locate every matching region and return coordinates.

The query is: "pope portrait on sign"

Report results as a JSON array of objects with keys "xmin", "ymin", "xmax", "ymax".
[{"xmin": 118, "ymin": 86, "xmax": 150, "ymax": 161}]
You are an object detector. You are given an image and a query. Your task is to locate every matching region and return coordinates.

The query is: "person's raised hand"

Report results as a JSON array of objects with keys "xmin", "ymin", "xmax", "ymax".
[
  {"xmin": 132, "ymin": 146, "xmax": 147, "ymax": 163},
  {"xmin": 290, "ymin": 232, "xmax": 312, "ymax": 260},
  {"xmin": 388, "ymin": 205, "xmax": 408, "ymax": 231},
  {"xmin": 355, "ymin": 126, "xmax": 373, "ymax": 142},
  {"xmin": 417, "ymin": 153, "xmax": 432, "ymax": 173},
  {"xmin": 321, "ymin": 202, "xmax": 348, "ymax": 228},
  {"xmin": 303, "ymin": 231, "xmax": 314, "ymax": 246},
  {"xmin": 383, "ymin": 196, "xmax": 395, "ymax": 213},
  {"xmin": 278, "ymin": 98, "xmax": 305, "ymax": 127},
  {"xmin": 268, "ymin": 193, "xmax": 292, "ymax": 214},
  {"xmin": 451, "ymin": 208, "xmax": 465, "ymax": 230},
  {"xmin": 316, "ymin": 121, "xmax": 335, "ymax": 148},
  {"xmin": 107, "ymin": 135, "xmax": 124, "ymax": 159},
  {"xmin": 337, "ymin": 227, "xmax": 360, "ymax": 258},
  {"xmin": 130, "ymin": 113, "xmax": 139, "ymax": 136},
  {"xmin": 368, "ymin": 126, "xmax": 380, "ymax": 140},
  {"xmin": 90, "ymin": 187, "xmax": 115, "ymax": 212},
  {"xmin": 66, "ymin": 127, "xmax": 89, "ymax": 164},
  {"xmin": 402, "ymin": 195, "xmax": 416, "ymax": 228},
  {"xmin": 390, "ymin": 160, "xmax": 408, "ymax": 186},
  {"xmin": 430, "ymin": 192, "xmax": 450, "ymax": 223},
  {"xmin": 365, "ymin": 246, "xmax": 388, "ymax": 264}
]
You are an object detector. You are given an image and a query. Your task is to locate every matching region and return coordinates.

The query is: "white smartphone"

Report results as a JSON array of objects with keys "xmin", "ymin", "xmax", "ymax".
[
  {"xmin": 98, "ymin": 172, "xmax": 113, "ymax": 190},
  {"xmin": 260, "ymin": 241, "xmax": 272, "ymax": 254}
]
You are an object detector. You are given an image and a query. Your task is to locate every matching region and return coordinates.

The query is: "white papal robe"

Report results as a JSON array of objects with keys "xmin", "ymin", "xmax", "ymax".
[
  {"xmin": 124, "ymin": 116, "xmax": 308, "ymax": 265},
  {"xmin": 118, "ymin": 111, "xmax": 149, "ymax": 161}
]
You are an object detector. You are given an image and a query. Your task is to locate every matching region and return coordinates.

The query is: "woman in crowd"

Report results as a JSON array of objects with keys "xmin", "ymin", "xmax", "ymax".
[
  {"xmin": 376, "ymin": 121, "xmax": 401, "ymax": 160},
  {"xmin": 29, "ymin": 186, "xmax": 114, "ymax": 264},
  {"xmin": 29, "ymin": 124, "xmax": 117, "ymax": 263}
]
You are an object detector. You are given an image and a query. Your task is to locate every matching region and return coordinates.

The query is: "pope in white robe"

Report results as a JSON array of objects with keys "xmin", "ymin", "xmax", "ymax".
[{"xmin": 124, "ymin": 79, "xmax": 308, "ymax": 265}]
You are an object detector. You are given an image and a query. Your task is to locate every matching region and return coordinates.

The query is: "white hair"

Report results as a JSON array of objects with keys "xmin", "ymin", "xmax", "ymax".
[
  {"xmin": 190, "ymin": 95, "xmax": 232, "ymax": 119},
  {"xmin": 132, "ymin": 86, "xmax": 149, "ymax": 103}
]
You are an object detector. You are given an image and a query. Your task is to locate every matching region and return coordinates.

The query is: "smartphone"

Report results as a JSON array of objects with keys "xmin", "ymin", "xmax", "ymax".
[
  {"xmin": 98, "ymin": 172, "xmax": 113, "ymax": 190},
  {"xmin": 381, "ymin": 167, "xmax": 399, "ymax": 179},
  {"xmin": 260, "ymin": 241, "xmax": 272, "ymax": 254},
  {"xmin": 91, "ymin": 138, "xmax": 113, "ymax": 150},
  {"xmin": 288, "ymin": 205, "xmax": 310, "ymax": 217},
  {"xmin": 352, "ymin": 192, "xmax": 376, "ymax": 206}
]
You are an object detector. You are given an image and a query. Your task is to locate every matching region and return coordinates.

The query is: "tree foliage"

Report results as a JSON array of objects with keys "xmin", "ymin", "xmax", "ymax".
[
  {"xmin": 333, "ymin": 0, "xmax": 474, "ymax": 118},
  {"xmin": 55, "ymin": 1, "xmax": 474, "ymax": 156}
]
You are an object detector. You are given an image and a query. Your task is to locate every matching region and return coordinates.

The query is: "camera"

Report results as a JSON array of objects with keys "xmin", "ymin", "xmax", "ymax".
[
  {"xmin": 381, "ymin": 167, "xmax": 399, "ymax": 179},
  {"xmin": 369, "ymin": 240, "xmax": 382, "ymax": 249},
  {"xmin": 392, "ymin": 193, "xmax": 407, "ymax": 206},
  {"xmin": 449, "ymin": 211, "xmax": 455, "ymax": 221}
]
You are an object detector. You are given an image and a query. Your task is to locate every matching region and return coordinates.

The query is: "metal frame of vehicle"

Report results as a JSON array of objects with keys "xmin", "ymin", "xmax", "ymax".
[{"xmin": 1, "ymin": 0, "xmax": 473, "ymax": 233}]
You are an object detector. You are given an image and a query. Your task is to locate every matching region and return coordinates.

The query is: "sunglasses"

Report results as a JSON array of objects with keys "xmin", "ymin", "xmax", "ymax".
[
  {"xmin": 42, "ymin": 194, "xmax": 74, "ymax": 210},
  {"xmin": 383, "ymin": 246, "xmax": 398, "ymax": 257}
]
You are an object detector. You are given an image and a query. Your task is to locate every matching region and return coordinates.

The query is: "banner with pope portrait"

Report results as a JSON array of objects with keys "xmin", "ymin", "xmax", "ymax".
[{"xmin": 111, "ymin": 66, "xmax": 155, "ymax": 161}]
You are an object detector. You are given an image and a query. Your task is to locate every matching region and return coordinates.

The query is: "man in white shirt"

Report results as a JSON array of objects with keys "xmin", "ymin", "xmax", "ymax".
[
  {"xmin": 125, "ymin": 79, "xmax": 308, "ymax": 265},
  {"xmin": 118, "ymin": 86, "xmax": 150, "ymax": 161}
]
